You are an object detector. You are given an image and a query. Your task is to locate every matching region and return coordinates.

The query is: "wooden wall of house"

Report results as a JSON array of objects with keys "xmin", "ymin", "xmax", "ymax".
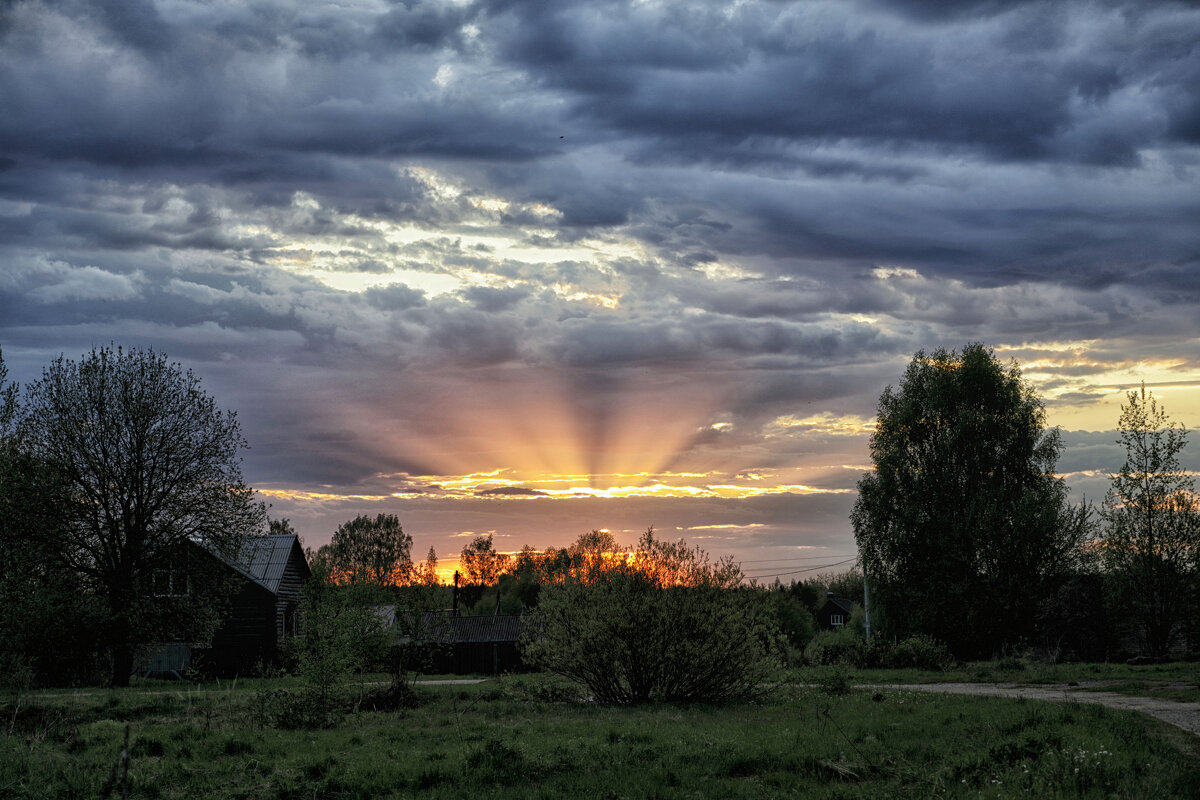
[
  {"xmin": 420, "ymin": 641, "xmax": 527, "ymax": 675},
  {"xmin": 201, "ymin": 578, "xmax": 278, "ymax": 676},
  {"xmin": 272, "ymin": 546, "xmax": 308, "ymax": 645}
]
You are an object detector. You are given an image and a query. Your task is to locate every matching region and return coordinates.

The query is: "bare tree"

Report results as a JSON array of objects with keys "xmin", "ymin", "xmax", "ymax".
[{"xmin": 21, "ymin": 346, "xmax": 265, "ymax": 685}]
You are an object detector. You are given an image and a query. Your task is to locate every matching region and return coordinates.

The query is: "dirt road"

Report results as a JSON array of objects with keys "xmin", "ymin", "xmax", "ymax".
[{"xmin": 877, "ymin": 682, "xmax": 1200, "ymax": 737}]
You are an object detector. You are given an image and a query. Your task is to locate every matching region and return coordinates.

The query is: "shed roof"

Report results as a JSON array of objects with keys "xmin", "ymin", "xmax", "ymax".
[
  {"xmin": 418, "ymin": 613, "xmax": 526, "ymax": 644},
  {"xmin": 221, "ymin": 534, "xmax": 308, "ymax": 595}
]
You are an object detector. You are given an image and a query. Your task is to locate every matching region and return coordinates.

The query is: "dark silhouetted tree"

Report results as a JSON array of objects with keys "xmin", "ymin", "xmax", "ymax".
[
  {"xmin": 0, "ymin": 349, "xmax": 106, "ymax": 686},
  {"xmin": 852, "ymin": 344, "xmax": 1090, "ymax": 658},
  {"xmin": 319, "ymin": 513, "xmax": 413, "ymax": 588},
  {"xmin": 459, "ymin": 533, "xmax": 509, "ymax": 587}
]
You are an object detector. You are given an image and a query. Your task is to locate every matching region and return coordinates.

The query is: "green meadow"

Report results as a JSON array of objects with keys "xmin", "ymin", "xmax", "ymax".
[{"xmin": 2, "ymin": 670, "xmax": 1198, "ymax": 800}]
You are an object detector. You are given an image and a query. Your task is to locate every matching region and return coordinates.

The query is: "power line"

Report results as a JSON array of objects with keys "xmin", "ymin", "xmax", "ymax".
[
  {"xmin": 736, "ymin": 553, "xmax": 856, "ymax": 564},
  {"xmin": 742, "ymin": 557, "xmax": 857, "ymax": 579}
]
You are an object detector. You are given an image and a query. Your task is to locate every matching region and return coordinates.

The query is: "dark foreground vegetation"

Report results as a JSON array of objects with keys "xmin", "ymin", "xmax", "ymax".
[{"xmin": 2, "ymin": 671, "xmax": 1197, "ymax": 800}]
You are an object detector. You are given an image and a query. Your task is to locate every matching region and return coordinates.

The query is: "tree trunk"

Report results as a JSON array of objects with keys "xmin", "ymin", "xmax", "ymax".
[
  {"xmin": 111, "ymin": 642, "xmax": 134, "ymax": 687},
  {"xmin": 109, "ymin": 604, "xmax": 135, "ymax": 687}
]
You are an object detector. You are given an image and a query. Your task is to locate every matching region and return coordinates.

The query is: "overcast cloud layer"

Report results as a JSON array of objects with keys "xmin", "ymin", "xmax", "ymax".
[{"xmin": 2, "ymin": 0, "xmax": 1197, "ymax": 576}]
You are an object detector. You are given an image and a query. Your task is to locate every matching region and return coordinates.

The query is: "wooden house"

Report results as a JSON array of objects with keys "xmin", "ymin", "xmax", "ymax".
[
  {"xmin": 138, "ymin": 534, "xmax": 310, "ymax": 678},
  {"xmin": 816, "ymin": 593, "xmax": 854, "ymax": 630}
]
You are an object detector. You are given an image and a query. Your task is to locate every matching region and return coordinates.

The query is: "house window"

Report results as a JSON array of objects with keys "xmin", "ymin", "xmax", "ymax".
[
  {"xmin": 830, "ymin": 614, "xmax": 845, "ymax": 626},
  {"xmin": 152, "ymin": 554, "xmax": 190, "ymax": 597}
]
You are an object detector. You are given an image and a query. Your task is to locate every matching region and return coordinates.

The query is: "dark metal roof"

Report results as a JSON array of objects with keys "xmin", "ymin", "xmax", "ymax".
[
  {"xmin": 418, "ymin": 612, "xmax": 526, "ymax": 644},
  {"xmin": 223, "ymin": 534, "xmax": 308, "ymax": 595},
  {"xmin": 821, "ymin": 595, "xmax": 854, "ymax": 615}
]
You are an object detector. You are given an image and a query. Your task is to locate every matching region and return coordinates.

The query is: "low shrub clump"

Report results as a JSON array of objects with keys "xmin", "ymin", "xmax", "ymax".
[
  {"xmin": 884, "ymin": 634, "xmax": 955, "ymax": 671},
  {"xmin": 804, "ymin": 631, "xmax": 953, "ymax": 671}
]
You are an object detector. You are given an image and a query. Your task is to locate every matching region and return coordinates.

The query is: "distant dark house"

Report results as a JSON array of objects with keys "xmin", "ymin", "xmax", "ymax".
[
  {"xmin": 138, "ymin": 534, "xmax": 310, "ymax": 678},
  {"xmin": 406, "ymin": 613, "xmax": 529, "ymax": 675},
  {"xmin": 817, "ymin": 594, "xmax": 854, "ymax": 630}
]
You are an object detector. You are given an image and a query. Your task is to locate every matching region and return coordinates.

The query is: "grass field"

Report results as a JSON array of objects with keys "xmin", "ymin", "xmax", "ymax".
[{"xmin": 2, "ymin": 671, "xmax": 1198, "ymax": 799}]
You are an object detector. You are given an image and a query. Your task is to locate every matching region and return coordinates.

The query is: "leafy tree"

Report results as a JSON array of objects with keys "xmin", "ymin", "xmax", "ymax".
[
  {"xmin": 769, "ymin": 588, "xmax": 817, "ymax": 654},
  {"xmin": 289, "ymin": 562, "xmax": 388, "ymax": 728},
  {"xmin": 19, "ymin": 346, "xmax": 265, "ymax": 685},
  {"xmin": 567, "ymin": 529, "xmax": 620, "ymax": 569},
  {"xmin": 785, "ymin": 576, "xmax": 825, "ymax": 613},
  {"xmin": 851, "ymin": 344, "xmax": 1091, "ymax": 658},
  {"xmin": 506, "ymin": 545, "xmax": 551, "ymax": 609},
  {"xmin": 826, "ymin": 569, "xmax": 864, "ymax": 603},
  {"xmin": 269, "ymin": 517, "xmax": 299, "ymax": 537},
  {"xmin": 1099, "ymin": 386, "xmax": 1199, "ymax": 657},
  {"xmin": 320, "ymin": 513, "xmax": 413, "ymax": 587},
  {"xmin": 459, "ymin": 533, "xmax": 509, "ymax": 587},
  {"xmin": 0, "ymin": 350, "xmax": 105, "ymax": 686},
  {"xmin": 523, "ymin": 529, "xmax": 781, "ymax": 704}
]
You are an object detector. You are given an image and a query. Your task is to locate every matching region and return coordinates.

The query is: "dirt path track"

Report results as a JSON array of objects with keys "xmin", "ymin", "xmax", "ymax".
[{"xmin": 876, "ymin": 682, "xmax": 1200, "ymax": 737}]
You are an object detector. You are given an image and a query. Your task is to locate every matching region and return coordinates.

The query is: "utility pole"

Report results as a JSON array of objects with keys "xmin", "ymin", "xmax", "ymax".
[{"xmin": 863, "ymin": 567, "xmax": 872, "ymax": 642}]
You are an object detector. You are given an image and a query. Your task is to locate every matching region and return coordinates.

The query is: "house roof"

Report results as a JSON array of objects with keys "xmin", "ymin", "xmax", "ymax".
[
  {"xmin": 221, "ymin": 534, "xmax": 309, "ymax": 595},
  {"xmin": 821, "ymin": 595, "xmax": 854, "ymax": 615},
  {"xmin": 418, "ymin": 612, "xmax": 526, "ymax": 644}
]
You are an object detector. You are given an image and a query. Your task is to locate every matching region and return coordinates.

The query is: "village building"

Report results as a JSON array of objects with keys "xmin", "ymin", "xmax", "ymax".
[
  {"xmin": 816, "ymin": 593, "xmax": 855, "ymax": 630},
  {"xmin": 138, "ymin": 533, "xmax": 310, "ymax": 678}
]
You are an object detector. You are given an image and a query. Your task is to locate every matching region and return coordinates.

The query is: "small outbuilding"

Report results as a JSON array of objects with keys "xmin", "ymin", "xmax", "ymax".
[{"xmin": 409, "ymin": 612, "xmax": 529, "ymax": 675}]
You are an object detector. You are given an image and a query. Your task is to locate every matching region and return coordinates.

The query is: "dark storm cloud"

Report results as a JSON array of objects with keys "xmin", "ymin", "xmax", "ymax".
[
  {"xmin": 869, "ymin": 0, "xmax": 1087, "ymax": 23},
  {"xmin": 485, "ymin": 0, "xmax": 1194, "ymax": 167}
]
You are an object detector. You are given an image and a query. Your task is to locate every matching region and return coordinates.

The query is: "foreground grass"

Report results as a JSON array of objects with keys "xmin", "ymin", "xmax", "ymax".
[{"xmin": 2, "ymin": 673, "xmax": 1197, "ymax": 799}]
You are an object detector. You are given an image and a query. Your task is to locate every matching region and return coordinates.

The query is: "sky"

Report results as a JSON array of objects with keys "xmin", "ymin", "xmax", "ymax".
[{"xmin": 1, "ymin": 0, "xmax": 1198, "ymax": 582}]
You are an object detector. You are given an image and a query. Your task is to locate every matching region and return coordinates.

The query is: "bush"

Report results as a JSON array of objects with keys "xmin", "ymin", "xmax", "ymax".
[
  {"xmin": 522, "ymin": 530, "xmax": 782, "ymax": 704},
  {"xmin": 884, "ymin": 635, "xmax": 954, "ymax": 671},
  {"xmin": 771, "ymin": 591, "xmax": 817, "ymax": 651},
  {"xmin": 804, "ymin": 630, "xmax": 953, "ymax": 671},
  {"xmin": 803, "ymin": 629, "xmax": 885, "ymax": 668},
  {"xmin": 803, "ymin": 630, "xmax": 859, "ymax": 667},
  {"xmin": 290, "ymin": 566, "xmax": 389, "ymax": 727},
  {"xmin": 814, "ymin": 667, "xmax": 852, "ymax": 696}
]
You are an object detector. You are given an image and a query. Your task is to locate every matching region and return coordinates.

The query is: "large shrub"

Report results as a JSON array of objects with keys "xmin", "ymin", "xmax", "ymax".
[{"xmin": 522, "ymin": 530, "xmax": 781, "ymax": 704}]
